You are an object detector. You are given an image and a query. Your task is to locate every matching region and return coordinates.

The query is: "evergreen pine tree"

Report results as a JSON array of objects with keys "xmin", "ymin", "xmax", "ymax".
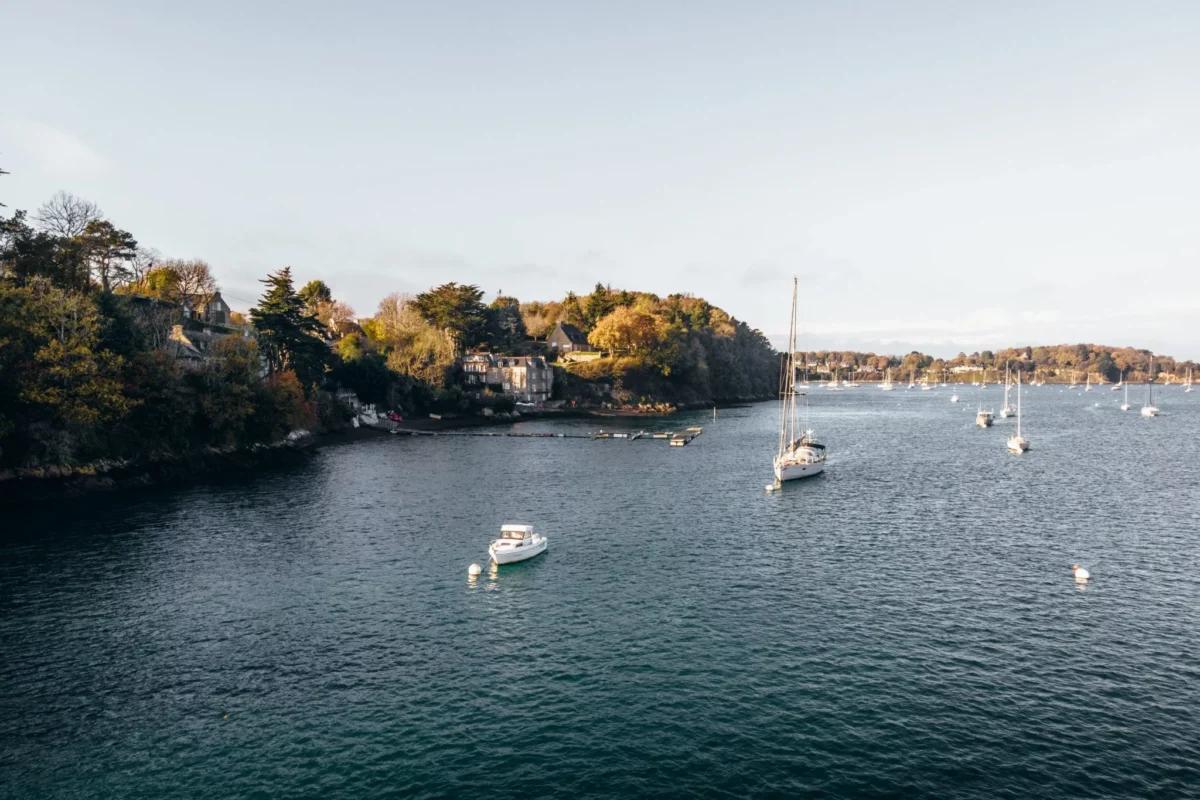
[{"xmin": 250, "ymin": 267, "xmax": 329, "ymax": 393}]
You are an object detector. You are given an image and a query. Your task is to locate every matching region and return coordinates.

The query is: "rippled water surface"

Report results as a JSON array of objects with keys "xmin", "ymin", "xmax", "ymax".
[{"xmin": 3, "ymin": 386, "xmax": 1199, "ymax": 798}]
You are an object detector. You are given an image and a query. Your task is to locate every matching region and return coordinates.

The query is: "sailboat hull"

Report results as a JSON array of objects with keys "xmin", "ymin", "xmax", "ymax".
[{"xmin": 774, "ymin": 460, "xmax": 825, "ymax": 481}]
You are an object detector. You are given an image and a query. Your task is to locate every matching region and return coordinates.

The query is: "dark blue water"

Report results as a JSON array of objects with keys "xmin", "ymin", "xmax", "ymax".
[{"xmin": 3, "ymin": 386, "xmax": 1199, "ymax": 798}]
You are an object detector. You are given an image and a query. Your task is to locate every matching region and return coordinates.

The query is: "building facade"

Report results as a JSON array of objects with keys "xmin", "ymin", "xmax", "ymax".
[{"xmin": 460, "ymin": 354, "xmax": 554, "ymax": 404}]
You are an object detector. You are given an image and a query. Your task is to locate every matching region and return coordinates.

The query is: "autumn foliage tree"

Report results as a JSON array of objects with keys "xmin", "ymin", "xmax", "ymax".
[{"xmin": 588, "ymin": 305, "xmax": 664, "ymax": 355}]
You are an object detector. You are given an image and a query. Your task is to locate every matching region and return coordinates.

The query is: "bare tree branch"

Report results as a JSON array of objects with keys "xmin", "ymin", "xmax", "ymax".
[{"xmin": 34, "ymin": 191, "xmax": 103, "ymax": 237}]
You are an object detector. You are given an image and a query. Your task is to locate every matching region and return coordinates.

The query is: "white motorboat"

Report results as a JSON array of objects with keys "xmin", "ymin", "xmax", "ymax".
[
  {"xmin": 976, "ymin": 406, "xmax": 994, "ymax": 427},
  {"xmin": 773, "ymin": 277, "xmax": 827, "ymax": 483},
  {"xmin": 488, "ymin": 524, "xmax": 548, "ymax": 564},
  {"xmin": 950, "ymin": 393, "xmax": 960, "ymax": 403},
  {"xmin": 1007, "ymin": 370, "xmax": 1030, "ymax": 453}
]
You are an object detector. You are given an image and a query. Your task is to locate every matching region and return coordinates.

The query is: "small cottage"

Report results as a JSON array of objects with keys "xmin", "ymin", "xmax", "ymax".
[
  {"xmin": 547, "ymin": 322, "xmax": 590, "ymax": 354},
  {"xmin": 183, "ymin": 291, "xmax": 232, "ymax": 327}
]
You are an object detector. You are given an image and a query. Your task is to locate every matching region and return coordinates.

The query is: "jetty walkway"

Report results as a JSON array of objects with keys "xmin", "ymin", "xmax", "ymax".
[{"xmin": 389, "ymin": 426, "xmax": 704, "ymax": 446}]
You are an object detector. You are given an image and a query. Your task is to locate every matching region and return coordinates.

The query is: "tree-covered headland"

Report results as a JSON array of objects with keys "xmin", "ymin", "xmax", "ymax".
[{"xmin": 0, "ymin": 187, "xmax": 780, "ymax": 477}]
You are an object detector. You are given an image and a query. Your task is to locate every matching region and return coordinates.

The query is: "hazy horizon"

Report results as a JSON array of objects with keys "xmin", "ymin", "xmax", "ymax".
[{"xmin": 3, "ymin": 1, "xmax": 1198, "ymax": 360}]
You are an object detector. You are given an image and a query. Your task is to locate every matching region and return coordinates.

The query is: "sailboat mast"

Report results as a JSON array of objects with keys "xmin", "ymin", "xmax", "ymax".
[
  {"xmin": 778, "ymin": 277, "xmax": 799, "ymax": 456},
  {"xmin": 1147, "ymin": 357, "xmax": 1154, "ymax": 407},
  {"xmin": 1016, "ymin": 370, "xmax": 1022, "ymax": 438}
]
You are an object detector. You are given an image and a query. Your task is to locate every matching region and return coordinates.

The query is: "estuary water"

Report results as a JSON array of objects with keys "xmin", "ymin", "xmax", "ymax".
[{"xmin": 3, "ymin": 385, "xmax": 1199, "ymax": 798}]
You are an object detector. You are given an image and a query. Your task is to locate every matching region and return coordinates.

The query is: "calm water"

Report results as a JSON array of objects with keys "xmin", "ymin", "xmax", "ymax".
[{"xmin": 3, "ymin": 386, "xmax": 1199, "ymax": 798}]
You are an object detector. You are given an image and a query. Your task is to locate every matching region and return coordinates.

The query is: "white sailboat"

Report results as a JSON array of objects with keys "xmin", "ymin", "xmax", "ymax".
[
  {"xmin": 907, "ymin": 369, "xmax": 916, "ymax": 390},
  {"xmin": 1007, "ymin": 370, "xmax": 1030, "ymax": 453},
  {"xmin": 1120, "ymin": 379, "xmax": 1131, "ymax": 412},
  {"xmin": 1141, "ymin": 357, "xmax": 1160, "ymax": 417},
  {"xmin": 1185, "ymin": 368, "xmax": 1193, "ymax": 393},
  {"xmin": 774, "ymin": 277, "xmax": 827, "ymax": 483},
  {"xmin": 999, "ymin": 363, "xmax": 1016, "ymax": 418},
  {"xmin": 880, "ymin": 368, "xmax": 894, "ymax": 391},
  {"xmin": 1084, "ymin": 373, "xmax": 1092, "ymax": 392}
]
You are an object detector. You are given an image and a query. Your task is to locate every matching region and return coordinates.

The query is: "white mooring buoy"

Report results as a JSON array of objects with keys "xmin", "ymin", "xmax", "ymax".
[{"xmin": 468, "ymin": 563, "xmax": 482, "ymax": 577}]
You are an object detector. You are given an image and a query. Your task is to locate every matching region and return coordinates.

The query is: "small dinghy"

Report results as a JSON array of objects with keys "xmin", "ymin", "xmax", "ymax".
[{"xmin": 488, "ymin": 524, "xmax": 548, "ymax": 565}]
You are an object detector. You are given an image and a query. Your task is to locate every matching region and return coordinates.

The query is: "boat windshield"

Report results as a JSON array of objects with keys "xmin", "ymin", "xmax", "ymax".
[{"xmin": 502, "ymin": 530, "xmax": 529, "ymax": 540}]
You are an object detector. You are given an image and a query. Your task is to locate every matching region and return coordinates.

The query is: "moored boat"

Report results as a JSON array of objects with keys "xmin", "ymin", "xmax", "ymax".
[
  {"xmin": 1007, "ymin": 370, "xmax": 1030, "ymax": 453},
  {"xmin": 773, "ymin": 277, "xmax": 827, "ymax": 483},
  {"xmin": 488, "ymin": 524, "xmax": 548, "ymax": 564},
  {"xmin": 999, "ymin": 362, "xmax": 1016, "ymax": 418},
  {"xmin": 1141, "ymin": 357, "xmax": 1160, "ymax": 417}
]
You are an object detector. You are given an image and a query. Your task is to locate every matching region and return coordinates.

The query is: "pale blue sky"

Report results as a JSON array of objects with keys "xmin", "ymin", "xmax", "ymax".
[{"xmin": 3, "ymin": 1, "xmax": 1198, "ymax": 357}]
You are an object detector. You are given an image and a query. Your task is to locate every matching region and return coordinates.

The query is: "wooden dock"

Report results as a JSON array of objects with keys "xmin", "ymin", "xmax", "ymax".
[{"xmin": 389, "ymin": 425, "xmax": 704, "ymax": 446}]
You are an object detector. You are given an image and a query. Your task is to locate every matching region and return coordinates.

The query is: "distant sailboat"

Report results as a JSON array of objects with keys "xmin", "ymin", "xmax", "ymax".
[
  {"xmin": 999, "ymin": 363, "xmax": 1016, "ymax": 418},
  {"xmin": 1120, "ymin": 379, "xmax": 1131, "ymax": 412},
  {"xmin": 1141, "ymin": 357, "xmax": 1160, "ymax": 417},
  {"xmin": 1007, "ymin": 370, "xmax": 1030, "ymax": 452},
  {"xmin": 774, "ymin": 277, "xmax": 827, "ymax": 482},
  {"xmin": 880, "ymin": 368, "xmax": 894, "ymax": 391},
  {"xmin": 1185, "ymin": 368, "xmax": 1193, "ymax": 393},
  {"xmin": 1085, "ymin": 373, "xmax": 1092, "ymax": 392}
]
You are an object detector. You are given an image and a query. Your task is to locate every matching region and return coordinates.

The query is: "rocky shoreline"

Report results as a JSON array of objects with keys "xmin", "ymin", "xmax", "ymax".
[
  {"xmin": 0, "ymin": 436, "xmax": 320, "ymax": 506},
  {"xmin": 0, "ymin": 397, "xmax": 768, "ymax": 506}
]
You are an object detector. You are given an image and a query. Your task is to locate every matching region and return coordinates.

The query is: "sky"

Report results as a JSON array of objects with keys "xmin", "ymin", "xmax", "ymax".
[{"xmin": 2, "ymin": 1, "xmax": 1198, "ymax": 358}]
